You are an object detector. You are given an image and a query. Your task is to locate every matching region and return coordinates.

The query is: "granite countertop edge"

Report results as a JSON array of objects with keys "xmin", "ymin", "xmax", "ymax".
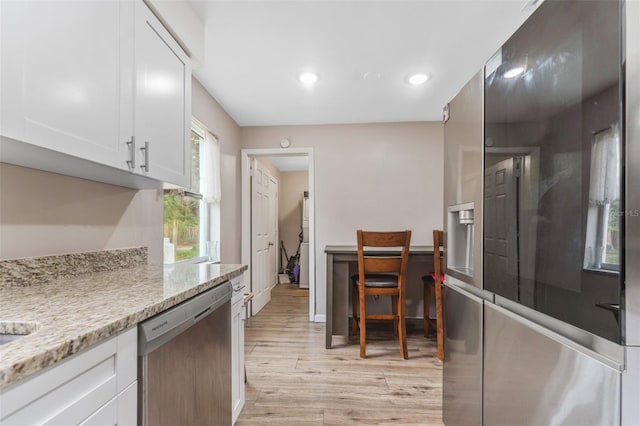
[{"xmin": 0, "ymin": 264, "xmax": 247, "ymax": 391}]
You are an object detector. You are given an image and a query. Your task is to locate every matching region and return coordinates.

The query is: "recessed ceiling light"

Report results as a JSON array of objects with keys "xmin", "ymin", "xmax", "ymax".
[
  {"xmin": 408, "ymin": 73, "xmax": 429, "ymax": 86},
  {"xmin": 362, "ymin": 71, "xmax": 381, "ymax": 81},
  {"xmin": 298, "ymin": 72, "xmax": 319, "ymax": 85},
  {"xmin": 504, "ymin": 66, "xmax": 525, "ymax": 79}
]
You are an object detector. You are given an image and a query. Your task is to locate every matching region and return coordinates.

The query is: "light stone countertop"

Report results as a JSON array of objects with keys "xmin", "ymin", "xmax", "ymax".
[{"xmin": 0, "ymin": 262, "xmax": 247, "ymax": 390}]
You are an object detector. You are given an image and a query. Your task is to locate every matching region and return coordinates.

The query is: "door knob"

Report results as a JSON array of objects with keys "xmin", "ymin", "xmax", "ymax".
[{"xmin": 268, "ymin": 242, "xmax": 274, "ymax": 246}]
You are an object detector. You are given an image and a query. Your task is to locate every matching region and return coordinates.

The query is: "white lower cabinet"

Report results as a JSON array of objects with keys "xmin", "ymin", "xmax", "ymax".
[
  {"xmin": 80, "ymin": 381, "xmax": 137, "ymax": 426},
  {"xmin": 231, "ymin": 277, "xmax": 246, "ymax": 424},
  {"xmin": 0, "ymin": 327, "xmax": 137, "ymax": 426}
]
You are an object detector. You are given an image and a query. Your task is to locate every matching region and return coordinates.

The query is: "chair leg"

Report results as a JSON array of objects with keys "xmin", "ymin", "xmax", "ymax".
[
  {"xmin": 424, "ymin": 282, "xmax": 432, "ymax": 338},
  {"xmin": 398, "ymin": 295, "xmax": 408, "ymax": 360},
  {"xmin": 435, "ymin": 280, "xmax": 444, "ymax": 361},
  {"xmin": 391, "ymin": 295, "xmax": 399, "ymax": 337},
  {"xmin": 351, "ymin": 283, "xmax": 358, "ymax": 336},
  {"xmin": 359, "ymin": 291, "xmax": 367, "ymax": 358}
]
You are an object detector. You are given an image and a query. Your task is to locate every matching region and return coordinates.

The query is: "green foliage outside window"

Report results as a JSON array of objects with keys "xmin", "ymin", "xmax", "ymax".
[
  {"xmin": 163, "ymin": 129, "xmax": 203, "ymax": 263},
  {"xmin": 164, "ymin": 192, "xmax": 200, "ymax": 261}
]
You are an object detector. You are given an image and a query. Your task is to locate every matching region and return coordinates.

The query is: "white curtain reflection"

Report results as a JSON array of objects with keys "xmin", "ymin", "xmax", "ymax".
[
  {"xmin": 584, "ymin": 124, "xmax": 621, "ymax": 269},
  {"xmin": 589, "ymin": 124, "xmax": 620, "ymax": 205}
]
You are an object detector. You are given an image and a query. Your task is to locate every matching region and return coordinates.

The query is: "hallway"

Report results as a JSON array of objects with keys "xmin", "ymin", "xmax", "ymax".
[{"xmin": 236, "ymin": 284, "xmax": 444, "ymax": 425}]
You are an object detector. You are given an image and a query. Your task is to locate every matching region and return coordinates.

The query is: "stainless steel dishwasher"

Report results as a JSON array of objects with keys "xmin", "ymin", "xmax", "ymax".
[{"xmin": 138, "ymin": 281, "xmax": 232, "ymax": 426}]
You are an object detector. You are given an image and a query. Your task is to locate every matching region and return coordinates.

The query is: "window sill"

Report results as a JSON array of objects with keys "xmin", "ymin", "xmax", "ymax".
[
  {"xmin": 583, "ymin": 267, "xmax": 620, "ymax": 277},
  {"xmin": 198, "ymin": 260, "xmax": 221, "ymax": 265},
  {"xmin": 166, "ymin": 256, "xmax": 210, "ymax": 266}
]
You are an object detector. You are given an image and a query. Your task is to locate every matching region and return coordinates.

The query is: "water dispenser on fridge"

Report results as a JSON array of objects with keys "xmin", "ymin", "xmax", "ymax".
[{"xmin": 446, "ymin": 202, "xmax": 475, "ymax": 280}]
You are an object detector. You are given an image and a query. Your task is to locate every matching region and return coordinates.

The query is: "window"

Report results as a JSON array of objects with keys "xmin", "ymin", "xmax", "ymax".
[
  {"xmin": 584, "ymin": 124, "xmax": 621, "ymax": 272},
  {"xmin": 163, "ymin": 121, "xmax": 221, "ymax": 264}
]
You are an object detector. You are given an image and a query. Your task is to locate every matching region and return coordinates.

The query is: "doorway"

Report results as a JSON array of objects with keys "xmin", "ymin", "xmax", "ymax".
[{"xmin": 241, "ymin": 148, "xmax": 316, "ymax": 321}]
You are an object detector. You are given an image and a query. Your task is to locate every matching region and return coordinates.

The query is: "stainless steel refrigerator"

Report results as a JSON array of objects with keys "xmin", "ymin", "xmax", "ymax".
[
  {"xmin": 442, "ymin": 1, "xmax": 640, "ymax": 424},
  {"xmin": 442, "ymin": 69, "xmax": 487, "ymax": 426}
]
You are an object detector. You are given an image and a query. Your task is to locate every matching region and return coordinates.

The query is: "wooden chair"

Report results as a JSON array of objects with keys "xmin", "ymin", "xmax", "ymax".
[
  {"xmin": 350, "ymin": 230, "xmax": 411, "ymax": 359},
  {"xmin": 422, "ymin": 230, "xmax": 445, "ymax": 361}
]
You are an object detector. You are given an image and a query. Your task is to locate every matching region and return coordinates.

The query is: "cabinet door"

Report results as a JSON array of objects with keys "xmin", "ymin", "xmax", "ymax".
[
  {"xmin": 79, "ymin": 381, "xmax": 137, "ymax": 426},
  {"xmin": 79, "ymin": 395, "xmax": 117, "ymax": 426},
  {"xmin": 116, "ymin": 381, "xmax": 138, "ymax": 426},
  {"xmin": 0, "ymin": 1, "xmax": 129, "ymax": 169},
  {"xmin": 0, "ymin": 328, "xmax": 137, "ymax": 426},
  {"xmin": 0, "ymin": 337, "xmax": 118, "ymax": 425},
  {"xmin": 134, "ymin": 1, "xmax": 191, "ymax": 187},
  {"xmin": 231, "ymin": 298, "xmax": 245, "ymax": 423}
]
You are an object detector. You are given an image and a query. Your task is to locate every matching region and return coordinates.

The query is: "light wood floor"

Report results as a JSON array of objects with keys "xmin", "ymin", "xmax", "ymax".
[{"xmin": 236, "ymin": 284, "xmax": 444, "ymax": 425}]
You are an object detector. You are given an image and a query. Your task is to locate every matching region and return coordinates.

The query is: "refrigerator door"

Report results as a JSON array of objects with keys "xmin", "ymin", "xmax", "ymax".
[
  {"xmin": 623, "ymin": 1, "xmax": 640, "ymax": 422},
  {"xmin": 444, "ymin": 70, "xmax": 483, "ymax": 288},
  {"xmin": 625, "ymin": 0, "xmax": 640, "ymax": 346},
  {"xmin": 484, "ymin": 0, "xmax": 623, "ymax": 343},
  {"xmin": 484, "ymin": 303, "xmax": 621, "ymax": 426},
  {"xmin": 443, "ymin": 282, "xmax": 482, "ymax": 426}
]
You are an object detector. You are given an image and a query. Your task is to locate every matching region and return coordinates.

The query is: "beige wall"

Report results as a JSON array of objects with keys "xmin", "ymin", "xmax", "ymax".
[
  {"xmin": 192, "ymin": 77, "xmax": 242, "ymax": 263},
  {"xmin": 278, "ymin": 171, "xmax": 308, "ymax": 264},
  {"xmin": 0, "ymin": 163, "xmax": 163, "ymax": 263},
  {"xmin": 241, "ymin": 122, "xmax": 444, "ymax": 317}
]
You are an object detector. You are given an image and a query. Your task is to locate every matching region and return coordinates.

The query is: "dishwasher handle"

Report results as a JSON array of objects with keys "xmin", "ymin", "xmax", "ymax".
[{"xmin": 138, "ymin": 281, "xmax": 232, "ymax": 356}]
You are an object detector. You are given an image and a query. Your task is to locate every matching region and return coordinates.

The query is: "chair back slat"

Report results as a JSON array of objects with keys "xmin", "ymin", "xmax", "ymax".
[
  {"xmin": 357, "ymin": 230, "xmax": 411, "ymax": 281},
  {"xmin": 362, "ymin": 256, "xmax": 402, "ymax": 274},
  {"xmin": 360, "ymin": 231, "xmax": 410, "ymax": 248}
]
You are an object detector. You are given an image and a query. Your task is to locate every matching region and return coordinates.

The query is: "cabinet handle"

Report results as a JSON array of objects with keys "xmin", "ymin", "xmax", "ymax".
[
  {"xmin": 126, "ymin": 136, "xmax": 136, "ymax": 169},
  {"xmin": 140, "ymin": 141, "xmax": 150, "ymax": 172}
]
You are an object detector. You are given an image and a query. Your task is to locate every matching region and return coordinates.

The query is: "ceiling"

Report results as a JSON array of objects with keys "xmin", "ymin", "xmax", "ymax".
[
  {"xmin": 190, "ymin": 0, "xmax": 539, "ymax": 127},
  {"xmin": 267, "ymin": 155, "xmax": 309, "ymax": 172}
]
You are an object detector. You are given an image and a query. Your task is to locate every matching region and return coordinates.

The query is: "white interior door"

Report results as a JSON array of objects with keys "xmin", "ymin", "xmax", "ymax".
[
  {"xmin": 251, "ymin": 159, "xmax": 271, "ymax": 315},
  {"xmin": 268, "ymin": 176, "xmax": 278, "ymax": 289}
]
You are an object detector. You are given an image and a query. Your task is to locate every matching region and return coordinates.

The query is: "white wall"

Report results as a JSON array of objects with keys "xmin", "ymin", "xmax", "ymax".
[
  {"xmin": 241, "ymin": 122, "xmax": 444, "ymax": 316},
  {"xmin": 278, "ymin": 171, "xmax": 308, "ymax": 263},
  {"xmin": 192, "ymin": 77, "xmax": 242, "ymax": 263},
  {"xmin": 0, "ymin": 163, "xmax": 163, "ymax": 263}
]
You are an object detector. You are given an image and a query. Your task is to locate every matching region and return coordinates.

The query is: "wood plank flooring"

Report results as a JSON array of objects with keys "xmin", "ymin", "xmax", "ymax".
[{"xmin": 236, "ymin": 284, "xmax": 444, "ymax": 425}]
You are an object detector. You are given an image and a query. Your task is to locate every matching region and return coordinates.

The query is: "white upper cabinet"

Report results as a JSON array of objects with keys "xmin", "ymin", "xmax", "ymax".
[
  {"xmin": 133, "ymin": 1, "xmax": 191, "ymax": 187},
  {"xmin": 1, "ymin": 1, "xmax": 129, "ymax": 169},
  {"xmin": 0, "ymin": 0, "xmax": 191, "ymax": 188}
]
